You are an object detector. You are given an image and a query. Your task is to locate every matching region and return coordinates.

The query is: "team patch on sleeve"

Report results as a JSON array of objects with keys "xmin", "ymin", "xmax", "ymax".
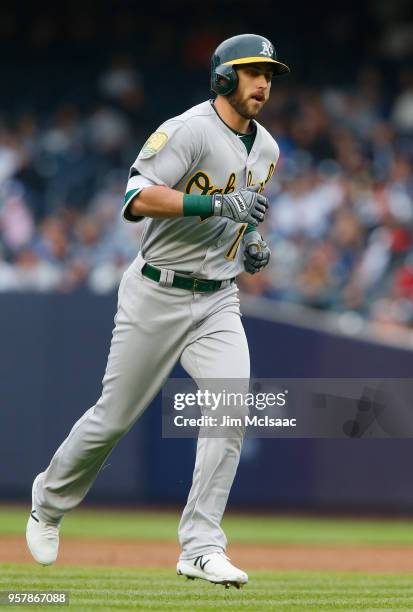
[{"xmin": 138, "ymin": 132, "xmax": 169, "ymax": 159}]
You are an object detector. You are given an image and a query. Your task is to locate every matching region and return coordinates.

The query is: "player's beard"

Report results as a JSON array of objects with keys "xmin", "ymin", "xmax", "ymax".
[{"xmin": 227, "ymin": 90, "xmax": 265, "ymax": 120}]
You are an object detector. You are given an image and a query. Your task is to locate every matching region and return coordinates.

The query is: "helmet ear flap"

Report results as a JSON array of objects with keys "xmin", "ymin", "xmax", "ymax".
[{"xmin": 211, "ymin": 64, "xmax": 238, "ymax": 96}]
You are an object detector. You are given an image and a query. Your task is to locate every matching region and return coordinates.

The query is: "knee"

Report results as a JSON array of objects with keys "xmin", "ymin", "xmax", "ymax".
[
  {"xmin": 92, "ymin": 399, "xmax": 137, "ymax": 442},
  {"xmin": 89, "ymin": 415, "xmax": 130, "ymax": 444},
  {"xmin": 103, "ymin": 423, "xmax": 128, "ymax": 441}
]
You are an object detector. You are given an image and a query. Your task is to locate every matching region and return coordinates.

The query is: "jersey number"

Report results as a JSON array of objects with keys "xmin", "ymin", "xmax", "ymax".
[{"xmin": 225, "ymin": 224, "xmax": 247, "ymax": 260}]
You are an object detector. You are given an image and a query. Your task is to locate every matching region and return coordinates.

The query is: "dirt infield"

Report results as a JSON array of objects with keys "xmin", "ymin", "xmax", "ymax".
[{"xmin": 3, "ymin": 536, "xmax": 413, "ymax": 572}]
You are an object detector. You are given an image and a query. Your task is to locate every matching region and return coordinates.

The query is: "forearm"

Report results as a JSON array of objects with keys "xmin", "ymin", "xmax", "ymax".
[
  {"xmin": 127, "ymin": 184, "xmax": 267, "ymax": 224},
  {"xmin": 129, "ymin": 187, "xmax": 214, "ymax": 220},
  {"xmin": 130, "ymin": 186, "xmax": 184, "ymax": 218}
]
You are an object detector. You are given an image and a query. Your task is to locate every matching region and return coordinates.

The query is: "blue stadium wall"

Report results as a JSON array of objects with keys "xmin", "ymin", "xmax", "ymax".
[{"xmin": 1, "ymin": 292, "xmax": 413, "ymax": 512}]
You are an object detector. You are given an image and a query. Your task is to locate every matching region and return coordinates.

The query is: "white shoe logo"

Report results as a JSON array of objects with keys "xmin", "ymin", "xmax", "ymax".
[{"xmin": 260, "ymin": 41, "xmax": 273, "ymax": 57}]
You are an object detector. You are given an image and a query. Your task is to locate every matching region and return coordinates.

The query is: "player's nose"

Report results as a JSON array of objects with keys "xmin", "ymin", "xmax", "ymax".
[{"xmin": 256, "ymin": 73, "xmax": 268, "ymax": 89}]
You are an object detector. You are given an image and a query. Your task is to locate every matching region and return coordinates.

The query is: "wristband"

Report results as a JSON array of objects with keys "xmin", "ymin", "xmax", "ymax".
[
  {"xmin": 183, "ymin": 194, "xmax": 213, "ymax": 217},
  {"xmin": 244, "ymin": 223, "xmax": 256, "ymax": 235}
]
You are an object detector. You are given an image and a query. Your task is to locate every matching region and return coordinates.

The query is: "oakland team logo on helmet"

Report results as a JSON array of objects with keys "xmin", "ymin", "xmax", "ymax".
[
  {"xmin": 260, "ymin": 41, "xmax": 274, "ymax": 57},
  {"xmin": 210, "ymin": 34, "xmax": 290, "ymax": 96}
]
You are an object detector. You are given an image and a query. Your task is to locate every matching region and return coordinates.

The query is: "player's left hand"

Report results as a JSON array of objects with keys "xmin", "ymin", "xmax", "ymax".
[{"xmin": 243, "ymin": 231, "xmax": 271, "ymax": 274}]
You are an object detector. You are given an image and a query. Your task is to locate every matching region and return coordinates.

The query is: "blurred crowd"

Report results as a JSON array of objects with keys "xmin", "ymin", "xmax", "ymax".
[
  {"xmin": 1, "ymin": 2, "xmax": 413, "ymax": 338},
  {"xmin": 240, "ymin": 66, "xmax": 413, "ymax": 338},
  {"xmin": 0, "ymin": 54, "xmax": 147, "ymax": 294}
]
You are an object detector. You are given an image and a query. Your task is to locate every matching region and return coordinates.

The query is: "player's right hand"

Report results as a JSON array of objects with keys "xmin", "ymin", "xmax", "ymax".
[{"xmin": 211, "ymin": 185, "xmax": 269, "ymax": 225}]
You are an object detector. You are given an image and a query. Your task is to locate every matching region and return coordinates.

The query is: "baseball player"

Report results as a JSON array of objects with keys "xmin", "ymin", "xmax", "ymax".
[{"xmin": 26, "ymin": 34, "xmax": 289, "ymax": 589}]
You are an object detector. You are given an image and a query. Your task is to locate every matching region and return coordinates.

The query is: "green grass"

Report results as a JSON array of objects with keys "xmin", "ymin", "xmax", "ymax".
[
  {"xmin": 2, "ymin": 565, "xmax": 413, "ymax": 611},
  {"xmin": 2, "ymin": 506, "xmax": 413, "ymax": 545},
  {"xmin": 3, "ymin": 508, "xmax": 413, "ymax": 609}
]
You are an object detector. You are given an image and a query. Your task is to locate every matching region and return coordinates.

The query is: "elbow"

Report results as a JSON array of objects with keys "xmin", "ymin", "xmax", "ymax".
[
  {"xmin": 129, "ymin": 194, "xmax": 144, "ymax": 216},
  {"xmin": 131, "ymin": 185, "xmax": 161, "ymax": 216},
  {"xmin": 127, "ymin": 186, "xmax": 173, "ymax": 219}
]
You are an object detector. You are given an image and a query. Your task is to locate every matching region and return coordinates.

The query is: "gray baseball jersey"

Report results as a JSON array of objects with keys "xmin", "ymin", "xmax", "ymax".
[{"xmin": 122, "ymin": 100, "xmax": 279, "ymax": 279}]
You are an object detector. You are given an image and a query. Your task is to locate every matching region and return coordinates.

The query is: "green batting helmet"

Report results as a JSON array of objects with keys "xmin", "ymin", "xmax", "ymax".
[{"xmin": 210, "ymin": 34, "xmax": 290, "ymax": 96}]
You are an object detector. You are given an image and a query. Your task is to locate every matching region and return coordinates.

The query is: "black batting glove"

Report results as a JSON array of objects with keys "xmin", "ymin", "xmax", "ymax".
[
  {"xmin": 212, "ymin": 184, "xmax": 268, "ymax": 226},
  {"xmin": 243, "ymin": 230, "xmax": 271, "ymax": 274}
]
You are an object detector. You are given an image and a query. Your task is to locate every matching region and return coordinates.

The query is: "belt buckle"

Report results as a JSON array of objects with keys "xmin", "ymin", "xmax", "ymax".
[{"xmin": 192, "ymin": 278, "xmax": 199, "ymax": 292}]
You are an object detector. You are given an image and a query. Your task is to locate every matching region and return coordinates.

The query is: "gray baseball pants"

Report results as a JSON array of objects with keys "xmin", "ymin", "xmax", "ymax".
[{"xmin": 33, "ymin": 252, "xmax": 250, "ymax": 559}]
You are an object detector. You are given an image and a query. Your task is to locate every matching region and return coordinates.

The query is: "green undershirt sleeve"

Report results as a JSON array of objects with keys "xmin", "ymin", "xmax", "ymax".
[{"xmin": 183, "ymin": 194, "xmax": 213, "ymax": 217}]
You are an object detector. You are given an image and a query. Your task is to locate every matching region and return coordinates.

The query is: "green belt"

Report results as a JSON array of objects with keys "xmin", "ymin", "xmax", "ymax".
[{"xmin": 142, "ymin": 263, "xmax": 234, "ymax": 292}]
